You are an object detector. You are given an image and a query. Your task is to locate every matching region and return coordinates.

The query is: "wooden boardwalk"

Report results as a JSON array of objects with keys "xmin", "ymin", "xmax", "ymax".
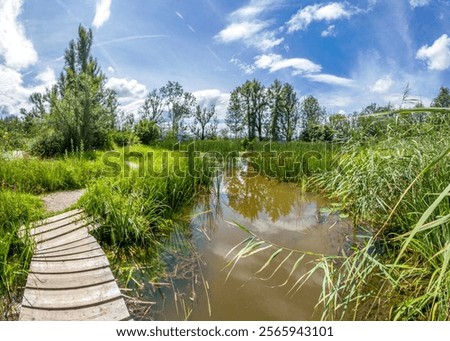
[{"xmin": 19, "ymin": 209, "xmax": 130, "ymax": 321}]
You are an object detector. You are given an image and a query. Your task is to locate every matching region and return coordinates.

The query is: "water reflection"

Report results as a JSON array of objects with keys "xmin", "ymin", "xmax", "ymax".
[{"xmin": 149, "ymin": 170, "xmax": 353, "ymax": 321}]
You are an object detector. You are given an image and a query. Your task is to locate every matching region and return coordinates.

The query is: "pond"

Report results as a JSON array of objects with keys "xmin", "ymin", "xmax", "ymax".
[{"xmin": 144, "ymin": 168, "xmax": 353, "ymax": 320}]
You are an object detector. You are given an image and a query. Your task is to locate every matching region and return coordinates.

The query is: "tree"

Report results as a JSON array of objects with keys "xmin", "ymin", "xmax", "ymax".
[
  {"xmin": 431, "ymin": 86, "xmax": 450, "ymax": 108},
  {"xmin": 226, "ymin": 91, "xmax": 245, "ymax": 139},
  {"xmin": 227, "ymin": 79, "xmax": 267, "ymax": 140},
  {"xmin": 30, "ymin": 25, "xmax": 117, "ymax": 154},
  {"xmin": 139, "ymin": 88, "xmax": 165, "ymax": 124},
  {"xmin": 191, "ymin": 104, "xmax": 218, "ymax": 140},
  {"xmin": 267, "ymin": 80, "xmax": 283, "ymax": 141},
  {"xmin": 160, "ymin": 81, "xmax": 196, "ymax": 139},
  {"xmin": 299, "ymin": 95, "xmax": 326, "ymax": 141},
  {"xmin": 279, "ymin": 83, "xmax": 299, "ymax": 141}
]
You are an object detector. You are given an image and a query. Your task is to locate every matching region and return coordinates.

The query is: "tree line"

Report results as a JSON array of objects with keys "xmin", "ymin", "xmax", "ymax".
[{"xmin": 1, "ymin": 25, "xmax": 449, "ymax": 155}]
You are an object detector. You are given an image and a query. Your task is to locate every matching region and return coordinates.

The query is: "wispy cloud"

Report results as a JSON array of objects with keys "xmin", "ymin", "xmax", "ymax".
[
  {"xmin": 93, "ymin": 35, "xmax": 169, "ymax": 47},
  {"xmin": 416, "ymin": 34, "xmax": 450, "ymax": 71},
  {"xmin": 215, "ymin": 0, "xmax": 283, "ymax": 51},
  {"xmin": 215, "ymin": 21, "xmax": 269, "ymax": 43},
  {"xmin": 0, "ymin": 0, "xmax": 38, "ymax": 69},
  {"xmin": 254, "ymin": 53, "xmax": 321, "ymax": 74},
  {"xmin": 93, "ymin": 0, "xmax": 112, "ymax": 28},
  {"xmin": 286, "ymin": 2, "xmax": 360, "ymax": 33},
  {"xmin": 409, "ymin": 0, "xmax": 431, "ymax": 8},
  {"xmin": 187, "ymin": 25, "xmax": 196, "ymax": 33},
  {"xmin": 230, "ymin": 58, "xmax": 256, "ymax": 74},
  {"xmin": 304, "ymin": 73, "xmax": 354, "ymax": 87},
  {"xmin": 175, "ymin": 11, "xmax": 184, "ymax": 20},
  {"xmin": 321, "ymin": 25, "xmax": 336, "ymax": 37}
]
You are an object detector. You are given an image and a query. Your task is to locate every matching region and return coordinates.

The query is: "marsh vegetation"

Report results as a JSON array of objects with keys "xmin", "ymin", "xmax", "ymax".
[{"xmin": 1, "ymin": 25, "xmax": 449, "ymax": 320}]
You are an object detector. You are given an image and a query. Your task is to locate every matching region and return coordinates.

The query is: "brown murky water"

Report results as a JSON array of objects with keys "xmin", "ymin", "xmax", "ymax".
[{"xmin": 149, "ymin": 169, "xmax": 353, "ymax": 321}]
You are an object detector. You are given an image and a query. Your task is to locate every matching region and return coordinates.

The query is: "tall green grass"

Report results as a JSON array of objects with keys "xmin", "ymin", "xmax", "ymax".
[
  {"xmin": 0, "ymin": 190, "xmax": 45, "ymax": 320},
  {"xmin": 0, "ymin": 154, "xmax": 105, "ymax": 194}
]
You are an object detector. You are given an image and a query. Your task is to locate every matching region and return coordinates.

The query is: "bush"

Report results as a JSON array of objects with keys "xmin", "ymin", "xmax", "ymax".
[{"xmin": 134, "ymin": 120, "xmax": 161, "ymax": 145}]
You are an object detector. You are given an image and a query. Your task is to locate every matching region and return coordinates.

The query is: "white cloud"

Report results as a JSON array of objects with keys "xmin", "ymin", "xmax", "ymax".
[
  {"xmin": 416, "ymin": 34, "xmax": 450, "ymax": 71},
  {"xmin": 105, "ymin": 77, "xmax": 148, "ymax": 114},
  {"xmin": 105, "ymin": 77, "xmax": 147, "ymax": 99},
  {"xmin": 254, "ymin": 53, "xmax": 321, "ymax": 74},
  {"xmin": 370, "ymin": 75, "xmax": 394, "ymax": 93},
  {"xmin": 230, "ymin": 58, "xmax": 256, "ymax": 74},
  {"xmin": 35, "ymin": 66, "xmax": 56, "ymax": 86},
  {"xmin": 321, "ymin": 25, "xmax": 336, "ymax": 37},
  {"xmin": 193, "ymin": 89, "xmax": 231, "ymax": 120},
  {"xmin": 107, "ymin": 66, "xmax": 115, "ymax": 73},
  {"xmin": 175, "ymin": 11, "xmax": 184, "ymax": 20},
  {"xmin": 287, "ymin": 2, "xmax": 358, "ymax": 33},
  {"xmin": 231, "ymin": 0, "xmax": 277, "ymax": 20},
  {"xmin": 0, "ymin": 65, "xmax": 56, "ymax": 114},
  {"xmin": 93, "ymin": 0, "xmax": 112, "ymax": 28},
  {"xmin": 304, "ymin": 73, "xmax": 354, "ymax": 87},
  {"xmin": 215, "ymin": 21, "xmax": 269, "ymax": 43},
  {"xmin": 215, "ymin": 0, "xmax": 282, "ymax": 51},
  {"xmin": 409, "ymin": 0, "xmax": 431, "ymax": 8},
  {"xmin": 0, "ymin": 0, "xmax": 38, "ymax": 69}
]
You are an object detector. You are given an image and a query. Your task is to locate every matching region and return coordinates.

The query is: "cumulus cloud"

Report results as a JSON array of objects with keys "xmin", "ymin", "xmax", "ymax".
[
  {"xmin": 370, "ymin": 75, "xmax": 394, "ymax": 93},
  {"xmin": 287, "ymin": 2, "xmax": 359, "ymax": 33},
  {"xmin": 0, "ymin": 0, "xmax": 38, "ymax": 69},
  {"xmin": 409, "ymin": 0, "xmax": 431, "ymax": 8},
  {"xmin": 416, "ymin": 34, "xmax": 450, "ymax": 71},
  {"xmin": 106, "ymin": 77, "xmax": 147, "ymax": 99},
  {"xmin": 107, "ymin": 66, "xmax": 115, "ymax": 73},
  {"xmin": 193, "ymin": 89, "xmax": 231, "ymax": 120},
  {"xmin": 254, "ymin": 53, "xmax": 321, "ymax": 74},
  {"xmin": 93, "ymin": 0, "xmax": 112, "ymax": 28},
  {"xmin": 0, "ymin": 65, "xmax": 56, "ymax": 114}
]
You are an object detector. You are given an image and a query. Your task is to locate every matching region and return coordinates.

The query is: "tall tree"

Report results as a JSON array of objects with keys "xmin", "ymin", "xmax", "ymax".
[
  {"xmin": 227, "ymin": 79, "xmax": 267, "ymax": 140},
  {"xmin": 279, "ymin": 83, "xmax": 299, "ymax": 141},
  {"xmin": 160, "ymin": 81, "xmax": 196, "ymax": 138},
  {"xmin": 267, "ymin": 80, "xmax": 283, "ymax": 141},
  {"xmin": 299, "ymin": 96, "xmax": 326, "ymax": 141},
  {"xmin": 30, "ymin": 25, "xmax": 117, "ymax": 154},
  {"xmin": 431, "ymin": 86, "xmax": 450, "ymax": 107},
  {"xmin": 138, "ymin": 88, "xmax": 165, "ymax": 124},
  {"xmin": 190, "ymin": 104, "xmax": 218, "ymax": 140},
  {"xmin": 225, "ymin": 90, "xmax": 245, "ymax": 139}
]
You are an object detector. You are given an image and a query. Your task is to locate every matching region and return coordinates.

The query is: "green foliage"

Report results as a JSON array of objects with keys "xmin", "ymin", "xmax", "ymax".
[
  {"xmin": 134, "ymin": 119, "xmax": 161, "ymax": 145},
  {"xmin": 0, "ymin": 155, "xmax": 104, "ymax": 194},
  {"xmin": 0, "ymin": 190, "xmax": 45, "ymax": 319},
  {"xmin": 28, "ymin": 25, "xmax": 117, "ymax": 156}
]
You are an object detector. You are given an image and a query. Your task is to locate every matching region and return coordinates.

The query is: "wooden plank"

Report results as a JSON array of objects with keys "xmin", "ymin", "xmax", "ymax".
[
  {"xmin": 19, "ymin": 298, "xmax": 130, "ymax": 321},
  {"xmin": 32, "ymin": 248, "xmax": 105, "ymax": 262},
  {"xmin": 28, "ymin": 213, "xmax": 85, "ymax": 237},
  {"xmin": 25, "ymin": 267, "xmax": 115, "ymax": 289},
  {"xmin": 33, "ymin": 241, "xmax": 101, "ymax": 259},
  {"xmin": 35, "ymin": 235, "xmax": 97, "ymax": 255},
  {"xmin": 22, "ymin": 281, "xmax": 122, "ymax": 309},
  {"xmin": 35, "ymin": 229, "xmax": 90, "ymax": 251},
  {"xmin": 19, "ymin": 209, "xmax": 84, "ymax": 237},
  {"xmin": 32, "ymin": 220, "xmax": 89, "ymax": 244},
  {"xmin": 29, "ymin": 256, "xmax": 110, "ymax": 273}
]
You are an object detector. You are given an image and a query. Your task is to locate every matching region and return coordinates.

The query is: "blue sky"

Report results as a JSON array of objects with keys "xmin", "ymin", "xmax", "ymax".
[{"xmin": 0, "ymin": 0, "xmax": 449, "ymax": 121}]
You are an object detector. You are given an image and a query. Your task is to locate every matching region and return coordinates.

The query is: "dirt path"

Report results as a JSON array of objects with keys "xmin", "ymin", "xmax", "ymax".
[{"xmin": 41, "ymin": 189, "xmax": 86, "ymax": 213}]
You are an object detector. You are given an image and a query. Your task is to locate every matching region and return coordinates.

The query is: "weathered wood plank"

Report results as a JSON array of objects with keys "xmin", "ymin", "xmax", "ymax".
[
  {"xmin": 22, "ymin": 281, "xmax": 122, "ymax": 309},
  {"xmin": 28, "ymin": 213, "xmax": 85, "ymax": 237},
  {"xmin": 33, "ymin": 241, "xmax": 101, "ymax": 259},
  {"xmin": 35, "ymin": 235, "xmax": 97, "ymax": 255},
  {"xmin": 25, "ymin": 267, "xmax": 115, "ymax": 289},
  {"xmin": 32, "ymin": 248, "xmax": 105, "ymax": 262},
  {"xmin": 19, "ymin": 209, "xmax": 130, "ymax": 321},
  {"xmin": 35, "ymin": 229, "xmax": 90, "ymax": 251},
  {"xmin": 19, "ymin": 298, "xmax": 129, "ymax": 321},
  {"xmin": 29, "ymin": 255, "xmax": 110, "ymax": 273},
  {"xmin": 18, "ymin": 209, "xmax": 83, "ymax": 237}
]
